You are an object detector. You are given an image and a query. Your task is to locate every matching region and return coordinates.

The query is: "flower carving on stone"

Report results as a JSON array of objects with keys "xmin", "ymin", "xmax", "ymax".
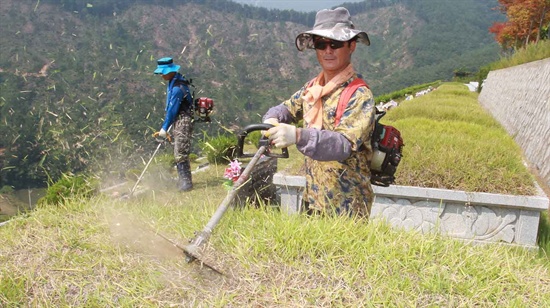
[
  {"xmin": 378, "ymin": 198, "xmax": 443, "ymax": 233},
  {"xmin": 467, "ymin": 206, "xmax": 517, "ymax": 243},
  {"xmin": 442, "ymin": 205, "xmax": 518, "ymax": 243}
]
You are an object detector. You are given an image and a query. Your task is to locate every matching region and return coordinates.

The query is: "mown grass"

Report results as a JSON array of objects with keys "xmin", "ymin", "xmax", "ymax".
[
  {"xmin": 1, "ymin": 188, "xmax": 549, "ymax": 307},
  {"xmin": 382, "ymin": 83, "xmax": 536, "ymax": 195}
]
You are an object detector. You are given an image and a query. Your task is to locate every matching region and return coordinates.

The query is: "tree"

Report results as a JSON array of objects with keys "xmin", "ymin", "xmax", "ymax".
[{"xmin": 490, "ymin": 0, "xmax": 550, "ymax": 49}]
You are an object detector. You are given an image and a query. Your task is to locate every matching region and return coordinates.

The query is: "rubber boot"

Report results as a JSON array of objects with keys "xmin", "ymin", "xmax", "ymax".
[
  {"xmin": 176, "ymin": 161, "xmax": 193, "ymax": 192},
  {"xmin": 184, "ymin": 160, "xmax": 193, "ymax": 190}
]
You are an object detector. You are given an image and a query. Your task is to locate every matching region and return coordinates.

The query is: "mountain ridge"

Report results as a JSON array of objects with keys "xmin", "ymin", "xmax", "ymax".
[{"xmin": 0, "ymin": 0, "xmax": 503, "ymax": 188}]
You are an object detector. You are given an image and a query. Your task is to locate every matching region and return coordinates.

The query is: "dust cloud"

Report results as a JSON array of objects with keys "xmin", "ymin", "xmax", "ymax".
[{"xmin": 106, "ymin": 209, "xmax": 184, "ymax": 261}]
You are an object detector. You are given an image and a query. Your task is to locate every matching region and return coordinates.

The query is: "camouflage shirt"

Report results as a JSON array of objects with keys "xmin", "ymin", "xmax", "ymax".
[{"xmin": 265, "ymin": 75, "xmax": 376, "ymax": 217}]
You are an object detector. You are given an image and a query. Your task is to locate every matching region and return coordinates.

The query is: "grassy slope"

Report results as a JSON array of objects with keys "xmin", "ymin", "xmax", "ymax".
[
  {"xmin": 1, "ymin": 83, "xmax": 549, "ymax": 306},
  {"xmin": 1, "ymin": 187, "xmax": 549, "ymax": 306},
  {"xmin": 490, "ymin": 40, "xmax": 550, "ymax": 71},
  {"xmin": 386, "ymin": 83, "xmax": 537, "ymax": 195}
]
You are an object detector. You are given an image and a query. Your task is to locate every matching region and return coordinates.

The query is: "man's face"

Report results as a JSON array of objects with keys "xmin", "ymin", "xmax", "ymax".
[
  {"xmin": 314, "ymin": 37, "xmax": 356, "ymax": 75},
  {"xmin": 161, "ymin": 72, "xmax": 175, "ymax": 80}
]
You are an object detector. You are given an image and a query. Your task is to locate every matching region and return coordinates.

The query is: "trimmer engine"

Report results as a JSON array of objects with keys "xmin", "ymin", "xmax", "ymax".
[{"xmin": 194, "ymin": 97, "xmax": 214, "ymax": 122}]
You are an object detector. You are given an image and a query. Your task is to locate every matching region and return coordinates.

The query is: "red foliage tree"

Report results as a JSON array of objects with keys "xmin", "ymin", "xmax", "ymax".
[{"xmin": 490, "ymin": 0, "xmax": 550, "ymax": 49}]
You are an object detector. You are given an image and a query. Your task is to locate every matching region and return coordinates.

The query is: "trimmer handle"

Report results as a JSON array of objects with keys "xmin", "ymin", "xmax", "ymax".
[
  {"xmin": 236, "ymin": 124, "xmax": 289, "ymax": 158},
  {"xmin": 374, "ymin": 108, "xmax": 387, "ymax": 120}
]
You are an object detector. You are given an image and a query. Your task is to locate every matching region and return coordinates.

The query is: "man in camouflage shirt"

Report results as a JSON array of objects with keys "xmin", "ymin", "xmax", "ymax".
[{"xmin": 263, "ymin": 7, "xmax": 375, "ymax": 217}]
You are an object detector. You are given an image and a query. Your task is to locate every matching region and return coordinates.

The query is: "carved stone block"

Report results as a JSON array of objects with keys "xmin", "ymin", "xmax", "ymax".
[{"xmin": 273, "ymin": 173, "xmax": 549, "ymax": 248}]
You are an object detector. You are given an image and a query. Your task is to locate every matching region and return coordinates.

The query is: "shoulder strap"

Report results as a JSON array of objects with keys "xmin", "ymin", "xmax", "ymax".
[
  {"xmin": 173, "ymin": 78, "xmax": 193, "ymax": 104},
  {"xmin": 335, "ymin": 78, "xmax": 369, "ymax": 126}
]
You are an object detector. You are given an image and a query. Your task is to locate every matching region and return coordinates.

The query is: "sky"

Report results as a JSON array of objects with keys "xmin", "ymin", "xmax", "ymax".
[{"xmin": 230, "ymin": 0, "xmax": 365, "ymax": 12}]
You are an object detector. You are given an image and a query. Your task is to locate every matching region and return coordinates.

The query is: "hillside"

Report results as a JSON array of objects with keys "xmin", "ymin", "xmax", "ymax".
[
  {"xmin": 232, "ymin": 0, "xmax": 366, "ymax": 12},
  {"xmin": 0, "ymin": 0, "xmax": 503, "ymax": 189}
]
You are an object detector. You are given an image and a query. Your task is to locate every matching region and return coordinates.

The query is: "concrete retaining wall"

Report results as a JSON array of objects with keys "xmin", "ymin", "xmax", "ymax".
[
  {"xmin": 478, "ymin": 58, "xmax": 550, "ymax": 187},
  {"xmin": 273, "ymin": 174, "xmax": 549, "ymax": 248}
]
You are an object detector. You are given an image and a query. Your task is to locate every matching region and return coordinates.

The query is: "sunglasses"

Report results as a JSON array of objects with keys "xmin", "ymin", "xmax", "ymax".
[{"xmin": 313, "ymin": 39, "xmax": 346, "ymax": 50}]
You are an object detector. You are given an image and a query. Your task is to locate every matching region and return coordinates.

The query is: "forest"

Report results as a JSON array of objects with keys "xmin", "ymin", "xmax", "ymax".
[
  {"xmin": 489, "ymin": 0, "xmax": 550, "ymax": 49},
  {"xmin": 0, "ymin": 0, "xmax": 515, "ymax": 189}
]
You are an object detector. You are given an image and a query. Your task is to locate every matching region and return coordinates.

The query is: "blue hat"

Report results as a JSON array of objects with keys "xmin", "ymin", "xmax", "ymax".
[{"xmin": 154, "ymin": 57, "xmax": 180, "ymax": 75}]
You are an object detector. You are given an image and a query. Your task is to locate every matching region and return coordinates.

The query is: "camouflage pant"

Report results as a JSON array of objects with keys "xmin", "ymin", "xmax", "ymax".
[
  {"xmin": 302, "ymin": 156, "xmax": 373, "ymax": 218},
  {"xmin": 173, "ymin": 114, "xmax": 193, "ymax": 164}
]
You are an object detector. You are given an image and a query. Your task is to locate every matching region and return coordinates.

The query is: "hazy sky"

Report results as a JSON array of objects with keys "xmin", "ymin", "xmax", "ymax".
[{"xmin": 230, "ymin": 0, "xmax": 365, "ymax": 12}]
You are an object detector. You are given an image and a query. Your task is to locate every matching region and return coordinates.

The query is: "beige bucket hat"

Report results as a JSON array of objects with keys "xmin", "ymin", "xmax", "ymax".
[{"xmin": 295, "ymin": 7, "xmax": 370, "ymax": 51}]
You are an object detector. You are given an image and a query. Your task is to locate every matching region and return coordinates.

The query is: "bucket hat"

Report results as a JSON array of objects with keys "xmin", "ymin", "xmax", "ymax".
[
  {"xmin": 295, "ymin": 7, "xmax": 370, "ymax": 51},
  {"xmin": 154, "ymin": 57, "xmax": 180, "ymax": 75}
]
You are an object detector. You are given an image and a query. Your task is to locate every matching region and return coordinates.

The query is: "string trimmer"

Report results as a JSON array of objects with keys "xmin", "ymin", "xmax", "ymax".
[
  {"xmin": 182, "ymin": 123, "xmax": 289, "ymax": 265},
  {"xmin": 127, "ymin": 128, "xmax": 172, "ymax": 198}
]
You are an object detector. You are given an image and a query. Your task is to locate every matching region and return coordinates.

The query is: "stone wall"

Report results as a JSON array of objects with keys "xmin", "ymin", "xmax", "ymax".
[
  {"xmin": 478, "ymin": 58, "xmax": 550, "ymax": 187},
  {"xmin": 273, "ymin": 174, "xmax": 549, "ymax": 248}
]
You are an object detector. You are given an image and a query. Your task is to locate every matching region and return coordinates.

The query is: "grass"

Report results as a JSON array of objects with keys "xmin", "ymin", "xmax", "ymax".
[
  {"xmin": 490, "ymin": 40, "xmax": 550, "ymax": 71},
  {"xmin": 2, "ymin": 133, "xmax": 549, "ymax": 307},
  {"xmin": 382, "ymin": 83, "xmax": 536, "ymax": 195},
  {"xmin": 539, "ymin": 211, "xmax": 550, "ymax": 258},
  {"xmin": 2, "ymin": 81, "xmax": 549, "ymax": 306},
  {"xmin": 1, "ymin": 190, "xmax": 549, "ymax": 306}
]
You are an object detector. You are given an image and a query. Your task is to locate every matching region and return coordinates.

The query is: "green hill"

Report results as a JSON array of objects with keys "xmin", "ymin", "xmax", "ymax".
[{"xmin": 0, "ymin": 0, "xmax": 503, "ymax": 189}]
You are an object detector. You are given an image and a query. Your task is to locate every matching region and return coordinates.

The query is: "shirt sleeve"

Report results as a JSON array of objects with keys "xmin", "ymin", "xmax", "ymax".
[
  {"xmin": 262, "ymin": 103, "xmax": 295, "ymax": 123},
  {"xmin": 161, "ymin": 86, "xmax": 183, "ymax": 131},
  {"xmin": 296, "ymin": 128, "xmax": 352, "ymax": 161}
]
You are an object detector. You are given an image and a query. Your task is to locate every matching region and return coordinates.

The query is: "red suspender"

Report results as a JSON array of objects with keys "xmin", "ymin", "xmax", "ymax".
[{"xmin": 334, "ymin": 78, "xmax": 369, "ymax": 126}]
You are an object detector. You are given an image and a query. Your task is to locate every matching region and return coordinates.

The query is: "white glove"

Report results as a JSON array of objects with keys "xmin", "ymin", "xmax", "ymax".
[
  {"xmin": 158, "ymin": 128, "xmax": 167, "ymax": 138},
  {"xmin": 266, "ymin": 123, "xmax": 296, "ymax": 148}
]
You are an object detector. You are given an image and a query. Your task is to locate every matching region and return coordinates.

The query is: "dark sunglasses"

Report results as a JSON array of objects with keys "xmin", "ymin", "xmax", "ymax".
[{"xmin": 313, "ymin": 39, "xmax": 346, "ymax": 50}]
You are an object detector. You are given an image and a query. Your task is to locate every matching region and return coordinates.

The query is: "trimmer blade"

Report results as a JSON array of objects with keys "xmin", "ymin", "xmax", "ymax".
[
  {"xmin": 182, "ymin": 243, "xmax": 200, "ymax": 263},
  {"xmin": 156, "ymin": 232, "xmax": 225, "ymax": 276},
  {"xmin": 182, "ymin": 243, "xmax": 226, "ymax": 276}
]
